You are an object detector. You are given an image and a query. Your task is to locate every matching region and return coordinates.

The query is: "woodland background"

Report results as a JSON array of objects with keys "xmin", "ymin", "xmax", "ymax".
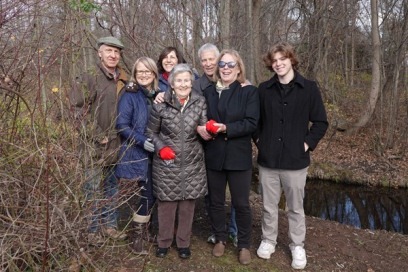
[{"xmin": 0, "ymin": 0, "xmax": 407, "ymax": 271}]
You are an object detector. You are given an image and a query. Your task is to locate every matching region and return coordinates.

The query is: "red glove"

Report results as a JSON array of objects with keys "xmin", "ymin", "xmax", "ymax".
[
  {"xmin": 159, "ymin": 146, "xmax": 175, "ymax": 160},
  {"xmin": 206, "ymin": 119, "xmax": 219, "ymax": 134}
]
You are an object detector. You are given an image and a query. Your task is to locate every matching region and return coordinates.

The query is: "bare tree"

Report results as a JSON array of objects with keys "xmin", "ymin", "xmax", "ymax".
[{"xmin": 349, "ymin": 0, "xmax": 382, "ymax": 133}]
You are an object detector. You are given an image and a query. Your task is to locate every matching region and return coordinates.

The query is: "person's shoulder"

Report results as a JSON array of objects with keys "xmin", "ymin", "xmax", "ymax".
[
  {"xmin": 258, "ymin": 75, "xmax": 277, "ymax": 88},
  {"xmin": 192, "ymin": 90, "xmax": 206, "ymax": 102},
  {"xmin": 242, "ymin": 83, "xmax": 257, "ymax": 91},
  {"xmin": 294, "ymin": 72, "xmax": 319, "ymax": 90}
]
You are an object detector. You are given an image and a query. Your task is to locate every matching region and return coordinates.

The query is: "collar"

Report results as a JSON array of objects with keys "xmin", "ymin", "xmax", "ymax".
[
  {"xmin": 199, "ymin": 74, "xmax": 214, "ymax": 90},
  {"xmin": 266, "ymin": 71, "xmax": 306, "ymax": 89}
]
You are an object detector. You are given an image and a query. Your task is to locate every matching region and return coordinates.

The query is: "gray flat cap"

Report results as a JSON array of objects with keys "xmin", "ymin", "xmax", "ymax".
[{"xmin": 97, "ymin": 36, "xmax": 124, "ymax": 50}]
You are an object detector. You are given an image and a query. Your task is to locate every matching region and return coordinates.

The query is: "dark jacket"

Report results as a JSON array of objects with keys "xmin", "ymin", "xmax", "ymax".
[
  {"xmin": 70, "ymin": 63, "xmax": 127, "ymax": 164},
  {"xmin": 192, "ymin": 74, "xmax": 213, "ymax": 95},
  {"xmin": 115, "ymin": 86, "xmax": 151, "ymax": 181},
  {"xmin": 158, "ymin": 73, "xmax": 170, "ymax": 93},
  {"xmin": 203, "ymin": 81, "xmax": 259, "ymax": 171},
  {"xmin": 147, "ymin": 90, "xmax": 208, "ymax": 201},
  {"xmin": 256, "ymin": 72, "xmax": 328, "ymax": 170}
]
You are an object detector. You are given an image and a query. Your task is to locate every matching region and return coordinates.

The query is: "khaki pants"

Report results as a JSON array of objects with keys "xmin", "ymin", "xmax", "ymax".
[
  {"xmin": 258, "ymin": 165, "xmax": 308, "ymax": 250},
  {"xmin": 157, "ymin": 199, "xmax": 196, "ymax": 248}
]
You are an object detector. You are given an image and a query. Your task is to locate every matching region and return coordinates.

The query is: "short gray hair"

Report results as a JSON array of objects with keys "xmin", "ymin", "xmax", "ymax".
[
  {"xmin": 168, "ymin": 63, "xmax": 194, "ymax": 86},
  {"xmin": 198, "ymin": 43, "xmax": 220, "ymax": 60}
]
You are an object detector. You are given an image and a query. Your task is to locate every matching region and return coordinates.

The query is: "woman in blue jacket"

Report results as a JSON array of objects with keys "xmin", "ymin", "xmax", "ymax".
[{"xmin": 115, "ymin": 57, "xmax": 161, "ymax": 254}]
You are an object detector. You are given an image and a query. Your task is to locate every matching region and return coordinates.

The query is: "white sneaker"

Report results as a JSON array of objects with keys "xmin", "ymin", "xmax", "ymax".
[
  {"xmin": 256, "ymin": 240, "xmax": 275, "ymax": 259},
  {"xmin": 291, "ymin": 246, "xmax": 307, "ymax": 269}
]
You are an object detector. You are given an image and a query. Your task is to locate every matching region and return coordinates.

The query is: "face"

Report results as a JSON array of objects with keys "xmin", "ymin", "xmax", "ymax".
[
  {"xmin": 162, "ymin": 50, "xmax": 178, "ymax": 73},
  {"xmin": 200, "ymin": 50, "xmax": 218, "ymax": 77},
  {"xmin": 171, "ymin": 71, "xmax": 192, "ymax": 99},
  {"xmin": 135, "ymin": 62, "xmax": 155, "ymax": 88},
  {"xmin": 218, "ymin": 53, "xmax": 240, "ymax": 87},
  {"xmin": 271, "ymin": 52, "xmax": 294, "ymax": 79},
  {"xmin": 98, "ymin": 44, "xmax": 121, "ymax": 69}
]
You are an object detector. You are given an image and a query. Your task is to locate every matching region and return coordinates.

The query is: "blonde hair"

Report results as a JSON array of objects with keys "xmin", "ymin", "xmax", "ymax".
[
  {"xmin": 214, "ymin": 49, "xmax": 246, "ymax": 84},
  {"xmin": 130, "ymin": 57, "xmax": 159, "ymax": 90}
]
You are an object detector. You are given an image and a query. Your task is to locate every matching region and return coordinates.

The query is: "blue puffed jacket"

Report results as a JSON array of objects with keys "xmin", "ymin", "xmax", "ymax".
[
  {"xmin": 158, "ymin": 74, "xmax": 170, "ymax": 93},
  {"xmin": 115, "ymin": 85, "xmax": 151, "ymax": 181}
]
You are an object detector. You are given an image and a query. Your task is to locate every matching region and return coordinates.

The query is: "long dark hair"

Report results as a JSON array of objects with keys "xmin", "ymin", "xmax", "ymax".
[{"xmin": 157, "ymin": 46, "xmax": 186, "ymax": 74}]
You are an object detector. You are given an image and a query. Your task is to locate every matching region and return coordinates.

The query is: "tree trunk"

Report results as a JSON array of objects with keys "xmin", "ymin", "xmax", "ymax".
[
  {"xmin": 220, "ymin": 0, "xmax": 230, "ymax": 49},
  {"xmin": 191, "ymin": 0, "xmax": 203, "ymax": 70},
  {"xmin": 246, "ymin": 1, "xmax": 254, "ymax": 84},
  {"xmin": 348, "ymin": 0, "xmax": 381, "ymax": 134},
  {"xmin": 251, "ymin": 0, "xmax": 261, "ymax": 85},
  {"xmin": 385, "ymin": 1, "xmax": 408, "ymax": 148}
]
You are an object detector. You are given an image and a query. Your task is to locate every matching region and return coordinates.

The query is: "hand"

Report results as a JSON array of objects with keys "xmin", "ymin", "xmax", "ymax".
[
  {"xmin": 197, "ymin": 125, "xmax": 212, "ymax": 140},
  {"xmin": 206, "ymin": 120, "xmax": 226, "ymax": 134},
  {"xmin": 240, "ymin": 79, "xmax": 251, "ymax": 87},
  {"xmin": 99, "ymin": 136, "xmax": 109, "ymax": 144},
  {"xmin": 143, "ymin": 138, "xmax": 155, "ymax": 152},
  {"xmin": 159, "ymin": 146, "xmax": 175, "ymax": 160},
  {"xmin": 304, "ymin": 142, "xmax": 309, "ymax": 152},
  {"xmin": 206, "ymin": 120, "xmax": 219, "ymax": 134},
  {"xmin": 154, "ymin": 92, "xmax": 165, "ymax": 104}
]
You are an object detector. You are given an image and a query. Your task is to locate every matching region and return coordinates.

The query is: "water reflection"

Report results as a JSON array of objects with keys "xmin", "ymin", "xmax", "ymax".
[{"xmin": 304, "ymin": 180, "xmax": 408, "ymax": 234}]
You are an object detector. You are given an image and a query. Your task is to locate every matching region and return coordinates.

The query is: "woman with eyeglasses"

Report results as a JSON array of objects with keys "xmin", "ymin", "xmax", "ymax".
[
  {"xmin": 115, "ymin": 57, "xmax": 162, "ymax": 255},
  {"xmin": 202, "ymin": 49, "xmax": 259, "ymax": 265},
  {"xmin": 147, "ymin": 63, "xmax": 208, "ymax": 259}
]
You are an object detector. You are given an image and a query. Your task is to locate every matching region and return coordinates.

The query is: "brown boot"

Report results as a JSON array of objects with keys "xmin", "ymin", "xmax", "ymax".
[
  {"xmin": 144, "ymin": 222, "xmax": 158, "ymax": 244},
  {"xmin": 129, "ymin": 222, "xmax": 149, "ymax": 255}
]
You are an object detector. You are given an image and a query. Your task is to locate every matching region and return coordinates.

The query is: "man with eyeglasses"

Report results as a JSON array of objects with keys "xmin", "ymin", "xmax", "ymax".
[{"xmin": 70, "ymin": 36, "xmax": 128, "ymax": 245}]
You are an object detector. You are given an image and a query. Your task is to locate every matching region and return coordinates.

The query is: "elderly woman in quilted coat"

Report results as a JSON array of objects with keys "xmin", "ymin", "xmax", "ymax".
[{"xmin": 147, "ymin": 63, "xmax": 208, "ymax": 259}]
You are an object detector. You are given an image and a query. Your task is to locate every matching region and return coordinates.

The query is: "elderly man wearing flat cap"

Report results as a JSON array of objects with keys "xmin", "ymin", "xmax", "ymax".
[{"xmin": 70, "ymin": 36, "xmax": 128, "ymax": 245}]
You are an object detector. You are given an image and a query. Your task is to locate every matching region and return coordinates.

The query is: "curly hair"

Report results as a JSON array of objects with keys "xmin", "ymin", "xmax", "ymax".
[{"xmin": 263, "ymin": 42, "xmax": 299, "ymax": 71}]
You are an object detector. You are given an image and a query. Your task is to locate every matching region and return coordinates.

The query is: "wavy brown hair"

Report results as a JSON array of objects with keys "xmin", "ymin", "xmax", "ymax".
[{"xmin": 263, "ymin": 42, "xmax": 299, "ymax": 71}]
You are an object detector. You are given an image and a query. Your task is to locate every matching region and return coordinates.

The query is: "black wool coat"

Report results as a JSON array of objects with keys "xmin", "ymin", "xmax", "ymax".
[
  {"xmin": 256, "ymin": 72, "xmax": 329, "ymax": 170},
  {"xmin": 203, "ymin": 80, "xmax": 259, "ymax": 171}
]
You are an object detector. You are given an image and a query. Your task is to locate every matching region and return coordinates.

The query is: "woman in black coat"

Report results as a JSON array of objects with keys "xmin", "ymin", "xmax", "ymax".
[{"xmin": 203, "ymin": 49, "xmax": 259, "ymax": 265}]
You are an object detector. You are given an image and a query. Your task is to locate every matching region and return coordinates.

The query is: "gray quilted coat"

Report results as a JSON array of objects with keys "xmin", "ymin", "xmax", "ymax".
[{"xmin": 147, "ymin": 90, "xmax": 208, "ymax": 201}]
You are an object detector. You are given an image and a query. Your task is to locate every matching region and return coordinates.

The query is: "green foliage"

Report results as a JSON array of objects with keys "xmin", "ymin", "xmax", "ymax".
[{"xmin": 69, "ymin": 0, "xmax": 101, "ymax": 13}]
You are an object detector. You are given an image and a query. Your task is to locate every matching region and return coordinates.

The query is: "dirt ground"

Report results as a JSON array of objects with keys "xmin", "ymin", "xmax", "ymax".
[
  {"xmin": 103, "ymin": 189, "xmax": 408, "ymax": 272},
  {"xmin": 79, "ymin": 130, "xmax": 408, "ymax": 272}
]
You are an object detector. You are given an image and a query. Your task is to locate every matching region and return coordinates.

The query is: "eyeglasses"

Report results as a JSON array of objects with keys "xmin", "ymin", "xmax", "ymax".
[
  {"xmin": 218, "ymin": 61, "xmax": 237, "ymax": 69},
  {"xmin": 136, "ymin": 70, "xmax": 153, "ymax": 76}
]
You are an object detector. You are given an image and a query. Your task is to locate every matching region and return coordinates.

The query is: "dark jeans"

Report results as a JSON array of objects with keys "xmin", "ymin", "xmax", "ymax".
[
  {"xmin": 84, "ymin": 166, "xmax": 118, "ymax": 232},
  {"xmin": 205, "ymin": 194, "xmax": 237, "ymax": 236},
  {"xmin": 136, "ymin": 163, "xmax": 156, "ymax": 216},
  {"xmin": 207, "ymin": 168, "xmax": 252, "ymax": 249}
]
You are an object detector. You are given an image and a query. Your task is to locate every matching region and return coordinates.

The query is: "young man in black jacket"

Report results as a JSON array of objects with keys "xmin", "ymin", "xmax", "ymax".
[{"xmin": 255, "ymin": 42, "xmax": 328, "ymax": 270}]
